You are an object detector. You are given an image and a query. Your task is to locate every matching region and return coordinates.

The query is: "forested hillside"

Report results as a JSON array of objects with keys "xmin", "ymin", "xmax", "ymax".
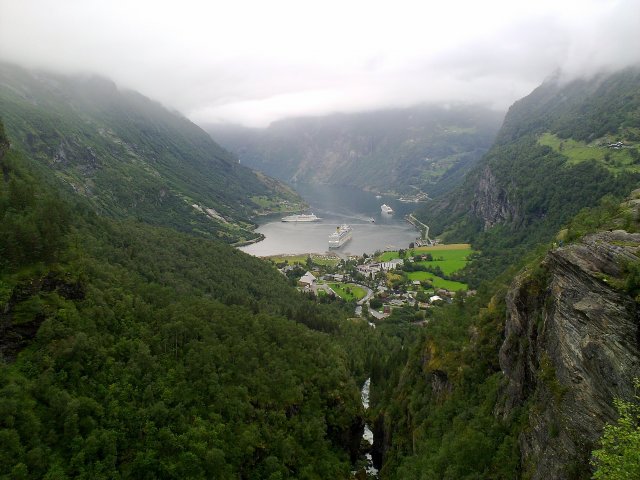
[
  {"xmin": 372, "ymin": 192, "xmax": 640, "ymax": 480},
  {"xmin": 416, "ymin": 67, "xmax": 640, "ymax": 284},
  {"xmin": 369, "ymin": 68, "xmax": 640, "ymax": 479},
  {"xmin": 0, "ymin": 63, "xmax": 303, "ymax": 245},
  {"xmin": 3, "ymin": 60, "xmax": 640, "ymax": 480},
  {"xmin": 207, "ymin": 105, "xmax": 503, "ymax": 197},
  {"xmin": 0, "ymin": 121, "xmax": 373, "ymax": 478}
]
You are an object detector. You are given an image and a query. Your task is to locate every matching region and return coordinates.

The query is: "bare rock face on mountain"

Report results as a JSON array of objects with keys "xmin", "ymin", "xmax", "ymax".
[
  {"xmin": 471, "ymin": 166, "xmax": 518, "ymax": 230},
  {"xmin": 498, "ymin": 230, "xmax": 640, "ymax": 479}
]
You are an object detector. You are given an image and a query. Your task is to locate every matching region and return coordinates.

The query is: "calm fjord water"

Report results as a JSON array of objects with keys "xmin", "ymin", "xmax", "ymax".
[{"xmin": 240, "ymin": 184, "xmax": 420, "ymax": 256}]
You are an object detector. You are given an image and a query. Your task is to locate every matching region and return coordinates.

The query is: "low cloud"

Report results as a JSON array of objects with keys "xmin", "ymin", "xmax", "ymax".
[{"xmin": 1, "ymin": 0, "xmax": 638, "ymax": 127}]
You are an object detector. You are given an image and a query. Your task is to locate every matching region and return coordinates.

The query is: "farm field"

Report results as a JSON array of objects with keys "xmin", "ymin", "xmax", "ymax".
[
  {"xmin": 379, "ymin": 244, "xmax": 472, "ymax": 291},
  {"xmin": 538, "ymin": 132, "xmax": 640, "ymax": 172},
  {"xmin": 406, "ymin": 271, "xmax": 467, "ymax": 291},
  {"xmin": 413, "ymin": 246, "xmax": 472, "ymax": 275},
  {"xmin": 378, "ymin": 243, "xmax": 471, "ymax": 261},
  {"xmin": 328, "ymin": 283, "xmax": 367, "ymax": 301}
]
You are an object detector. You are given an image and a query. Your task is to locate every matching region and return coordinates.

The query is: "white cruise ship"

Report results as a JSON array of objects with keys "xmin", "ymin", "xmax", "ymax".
[
  {"xmin": 328, "ymin": 224, "xmax": 353, "ymax": 248},
  {"xmin": 281, "ymin": 213, "xmax": 321, "ymax": 222},
  {"xmin": 381, "ymin": 204, "xmax": 393, "ymax": 214}
]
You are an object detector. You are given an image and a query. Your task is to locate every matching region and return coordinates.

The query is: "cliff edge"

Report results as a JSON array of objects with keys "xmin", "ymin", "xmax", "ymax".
[{"xmin": 499, "ymin": 229, "xmax": 640, "ymax": 478}]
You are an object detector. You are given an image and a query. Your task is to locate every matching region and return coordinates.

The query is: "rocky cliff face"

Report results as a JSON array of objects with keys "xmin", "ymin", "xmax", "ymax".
[
  {"xmin": 470, "ymin": 166, "xmax": 518, "ymax": 230},
  {"xmin": 498, "ymin": 230, "xmax": 640, "ymax": 479}
]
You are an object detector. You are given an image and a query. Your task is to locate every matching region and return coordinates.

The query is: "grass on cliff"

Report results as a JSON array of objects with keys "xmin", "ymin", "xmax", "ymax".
[{"xmin": 538, "ymin": 132, "xmax": 640, "ymax": 173}]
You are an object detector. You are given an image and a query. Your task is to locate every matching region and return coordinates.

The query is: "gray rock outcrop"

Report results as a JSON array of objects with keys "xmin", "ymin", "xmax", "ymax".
[
  {"xmin": 471, "ymin": 166, "xmax": 519, "ymax": 230},
  {"xmin": 498, "ymin": 230, "xmax": 640, "ymax": 479}
]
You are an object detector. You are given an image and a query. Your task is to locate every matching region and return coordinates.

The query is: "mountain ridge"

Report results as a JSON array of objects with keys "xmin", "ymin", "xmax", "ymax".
[
  {"xmin": 207, "ymin": 104, "xmax": 504, "ymax": 198},
  {"xmin": 370, "ymin": 67, "xmax": 640, "ymax": 479},
  {"xmin": 0, "ymin": 63, "xmax": 303, "ymax": 244},
  {"xmin": 416, "ymin": 67, "xmax": 640, "ymax": 284}
]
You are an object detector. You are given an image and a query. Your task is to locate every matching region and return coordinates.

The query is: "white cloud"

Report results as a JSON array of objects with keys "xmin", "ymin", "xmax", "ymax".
[{"xmin": 0, "ymin": 0, "xmax": 638, "ymax": 126}]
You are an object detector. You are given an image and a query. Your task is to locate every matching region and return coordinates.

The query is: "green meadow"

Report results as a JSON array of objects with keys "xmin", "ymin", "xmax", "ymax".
[
  {"xmin": 538, "ymin": 132, "xmax": 640, "ymax": 172},
  {"xmin": 379, "ymin": 244, "xmax": 472, "ymax": 291},
  {"xmin": 328, "ymin": 283, "xmax": 368, "ymax": 301},
  {"xmin": 267, "ymin": 253, "xmax": 341, "ymax": 266},
  {"xmin": 406, "ymin": 271, "xmax": 467, "ymax": 291},
  {"xmin": 413, "ymin": 246, "xmax": 472, "ymax": 275}
]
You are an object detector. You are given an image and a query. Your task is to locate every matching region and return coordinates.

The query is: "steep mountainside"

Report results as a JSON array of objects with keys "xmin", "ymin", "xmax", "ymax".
[
  {"xmin": 370, "ymin": 191, "xmax": 640, "ymax": 480},
  {"xmin": 0, "ymin": 120, "xmax": 367, "ymax": 478},
  {"xmin": 367, "ymin": 69, "xmax": 640, "ymax": 480},
  {"xmin": 417, "ymin": 67, "xmax": 640, "ymax": 283},
  {"xmin": 498, "ymin": 226, "xmax": 640, "ymax": 479},
  {"xmin": 0, "ymin": 63, "xmax": 303, "ymax": 244},
  {"xmin": 207, "ymin": 105, "xmax": 503, "ymax": 197}
]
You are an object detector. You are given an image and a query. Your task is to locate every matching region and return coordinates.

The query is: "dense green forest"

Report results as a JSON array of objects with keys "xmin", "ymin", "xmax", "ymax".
[{"xmin": 0, "ymin": 121, "xmax": 381, "ymax": 479}]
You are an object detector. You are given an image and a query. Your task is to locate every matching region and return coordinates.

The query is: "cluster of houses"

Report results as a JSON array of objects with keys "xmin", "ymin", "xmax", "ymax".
[
  {"xmin": 291, "ymin": 253, "xmax": 467, "ymax": 324},
  {"xmin": 298, "ymin": 271, "xmax": 348, "ymax": 288},
  {"xmin": 607, "ymin": 141, "xmax": 625, "ymax": 149},
  {"xmin": 356, "ymin": 258, "xmax": 404, "ymax": 278}
]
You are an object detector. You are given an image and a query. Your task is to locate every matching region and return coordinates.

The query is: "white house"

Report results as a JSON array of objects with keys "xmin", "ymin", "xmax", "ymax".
[
  {"xmin": 298, "ymin": 271, "xmax": 317, "ymax": 287},
  {"xmin": 429, "ymin": 295, "xmax": 443, "ymax": 304},
  {"xmin": 372, "ymin": 258, "xmax": 404, "ymax": 271}
]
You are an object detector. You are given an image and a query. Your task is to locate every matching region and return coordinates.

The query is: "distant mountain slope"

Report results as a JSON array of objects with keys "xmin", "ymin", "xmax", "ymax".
[
  {"xmin": 207, "ymin": 105, "xmax": 504, "ymax": 197},
  {"xmin": 0, "ymin": 63, "xmax": 302, "ymax": 243},
  {"xmin": 416, "ymin": 67, "xmax": 640, "ymax": 283}
]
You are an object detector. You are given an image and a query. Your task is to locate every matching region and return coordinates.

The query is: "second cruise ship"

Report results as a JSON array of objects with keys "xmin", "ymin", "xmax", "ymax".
[{"xmin": 328, "ymin": 224, "xmax": 353, "ymax": 248}]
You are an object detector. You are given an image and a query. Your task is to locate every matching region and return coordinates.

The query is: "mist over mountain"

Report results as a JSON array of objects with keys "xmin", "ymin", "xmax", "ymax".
[
  {"xmin": 368, "ymin": 66, "xmax": 640, "ymax": 480},
  {"xmin": 1, "ymin": 1, "xmax": 640, "ymax": 479},
  {"xmin": 0, "ymin": 63, "xmax": 302, "ymax": 244},
  {"xmin": 415, "ymin": 66, "xmax": 640, "ymax": 281},
  {"xmin": 207, "ymin": 104, "xmax": 504, "ymax": 197}
]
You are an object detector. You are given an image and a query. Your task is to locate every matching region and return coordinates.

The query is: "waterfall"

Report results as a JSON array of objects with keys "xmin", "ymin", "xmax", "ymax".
[{"xmin": 361, "ymin": 378, "xmax": 378, "ymax": 477}]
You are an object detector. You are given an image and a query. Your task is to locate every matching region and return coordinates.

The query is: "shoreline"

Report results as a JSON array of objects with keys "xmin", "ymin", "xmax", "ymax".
[{"xmin": 239, "ymin": 205, "xmax": 423, "ymax": 256}]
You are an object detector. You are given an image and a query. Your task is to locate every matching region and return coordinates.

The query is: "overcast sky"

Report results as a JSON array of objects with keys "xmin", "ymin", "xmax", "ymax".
[{"xmin": 1, "ymin": 0, "xmax": 639, "ymax": 127}]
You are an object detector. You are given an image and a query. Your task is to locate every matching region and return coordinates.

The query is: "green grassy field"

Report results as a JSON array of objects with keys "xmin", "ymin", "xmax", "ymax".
[
  {"xmin": 378, "ymin": 243, "xmax": 472, "ymax": 261},
  {"xmin": 538, "ymin": 132, "xmax": 640, "ymax": 172},
  {"xmin": 406, "ymin": 272, "xmax": 467, "ymax": 291},
  {"xmin": 328, "ymin": 283, "xmax": 367, "ymax": 301},
  {"xmin": 414, "ymin": 248, "xmax": 472, "ymax": 275},
  {"xmin": 378, "ymin": 244, "xmax": 472, "ymax": 274},
  {"xmin": 378, "ymin": 244, "xmax": 472, "ymax": 291}
]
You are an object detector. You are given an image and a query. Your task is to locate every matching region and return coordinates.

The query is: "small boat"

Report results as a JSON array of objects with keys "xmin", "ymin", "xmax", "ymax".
[{"xmin": 381, "ymin": 204, "xmax": 393, "ymax": 214}]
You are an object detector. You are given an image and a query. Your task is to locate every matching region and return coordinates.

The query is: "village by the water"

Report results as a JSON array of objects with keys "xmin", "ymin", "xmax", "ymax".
[{"xmin": 268, "ymin": 230, "xmax": 475, "ymax": 323}]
